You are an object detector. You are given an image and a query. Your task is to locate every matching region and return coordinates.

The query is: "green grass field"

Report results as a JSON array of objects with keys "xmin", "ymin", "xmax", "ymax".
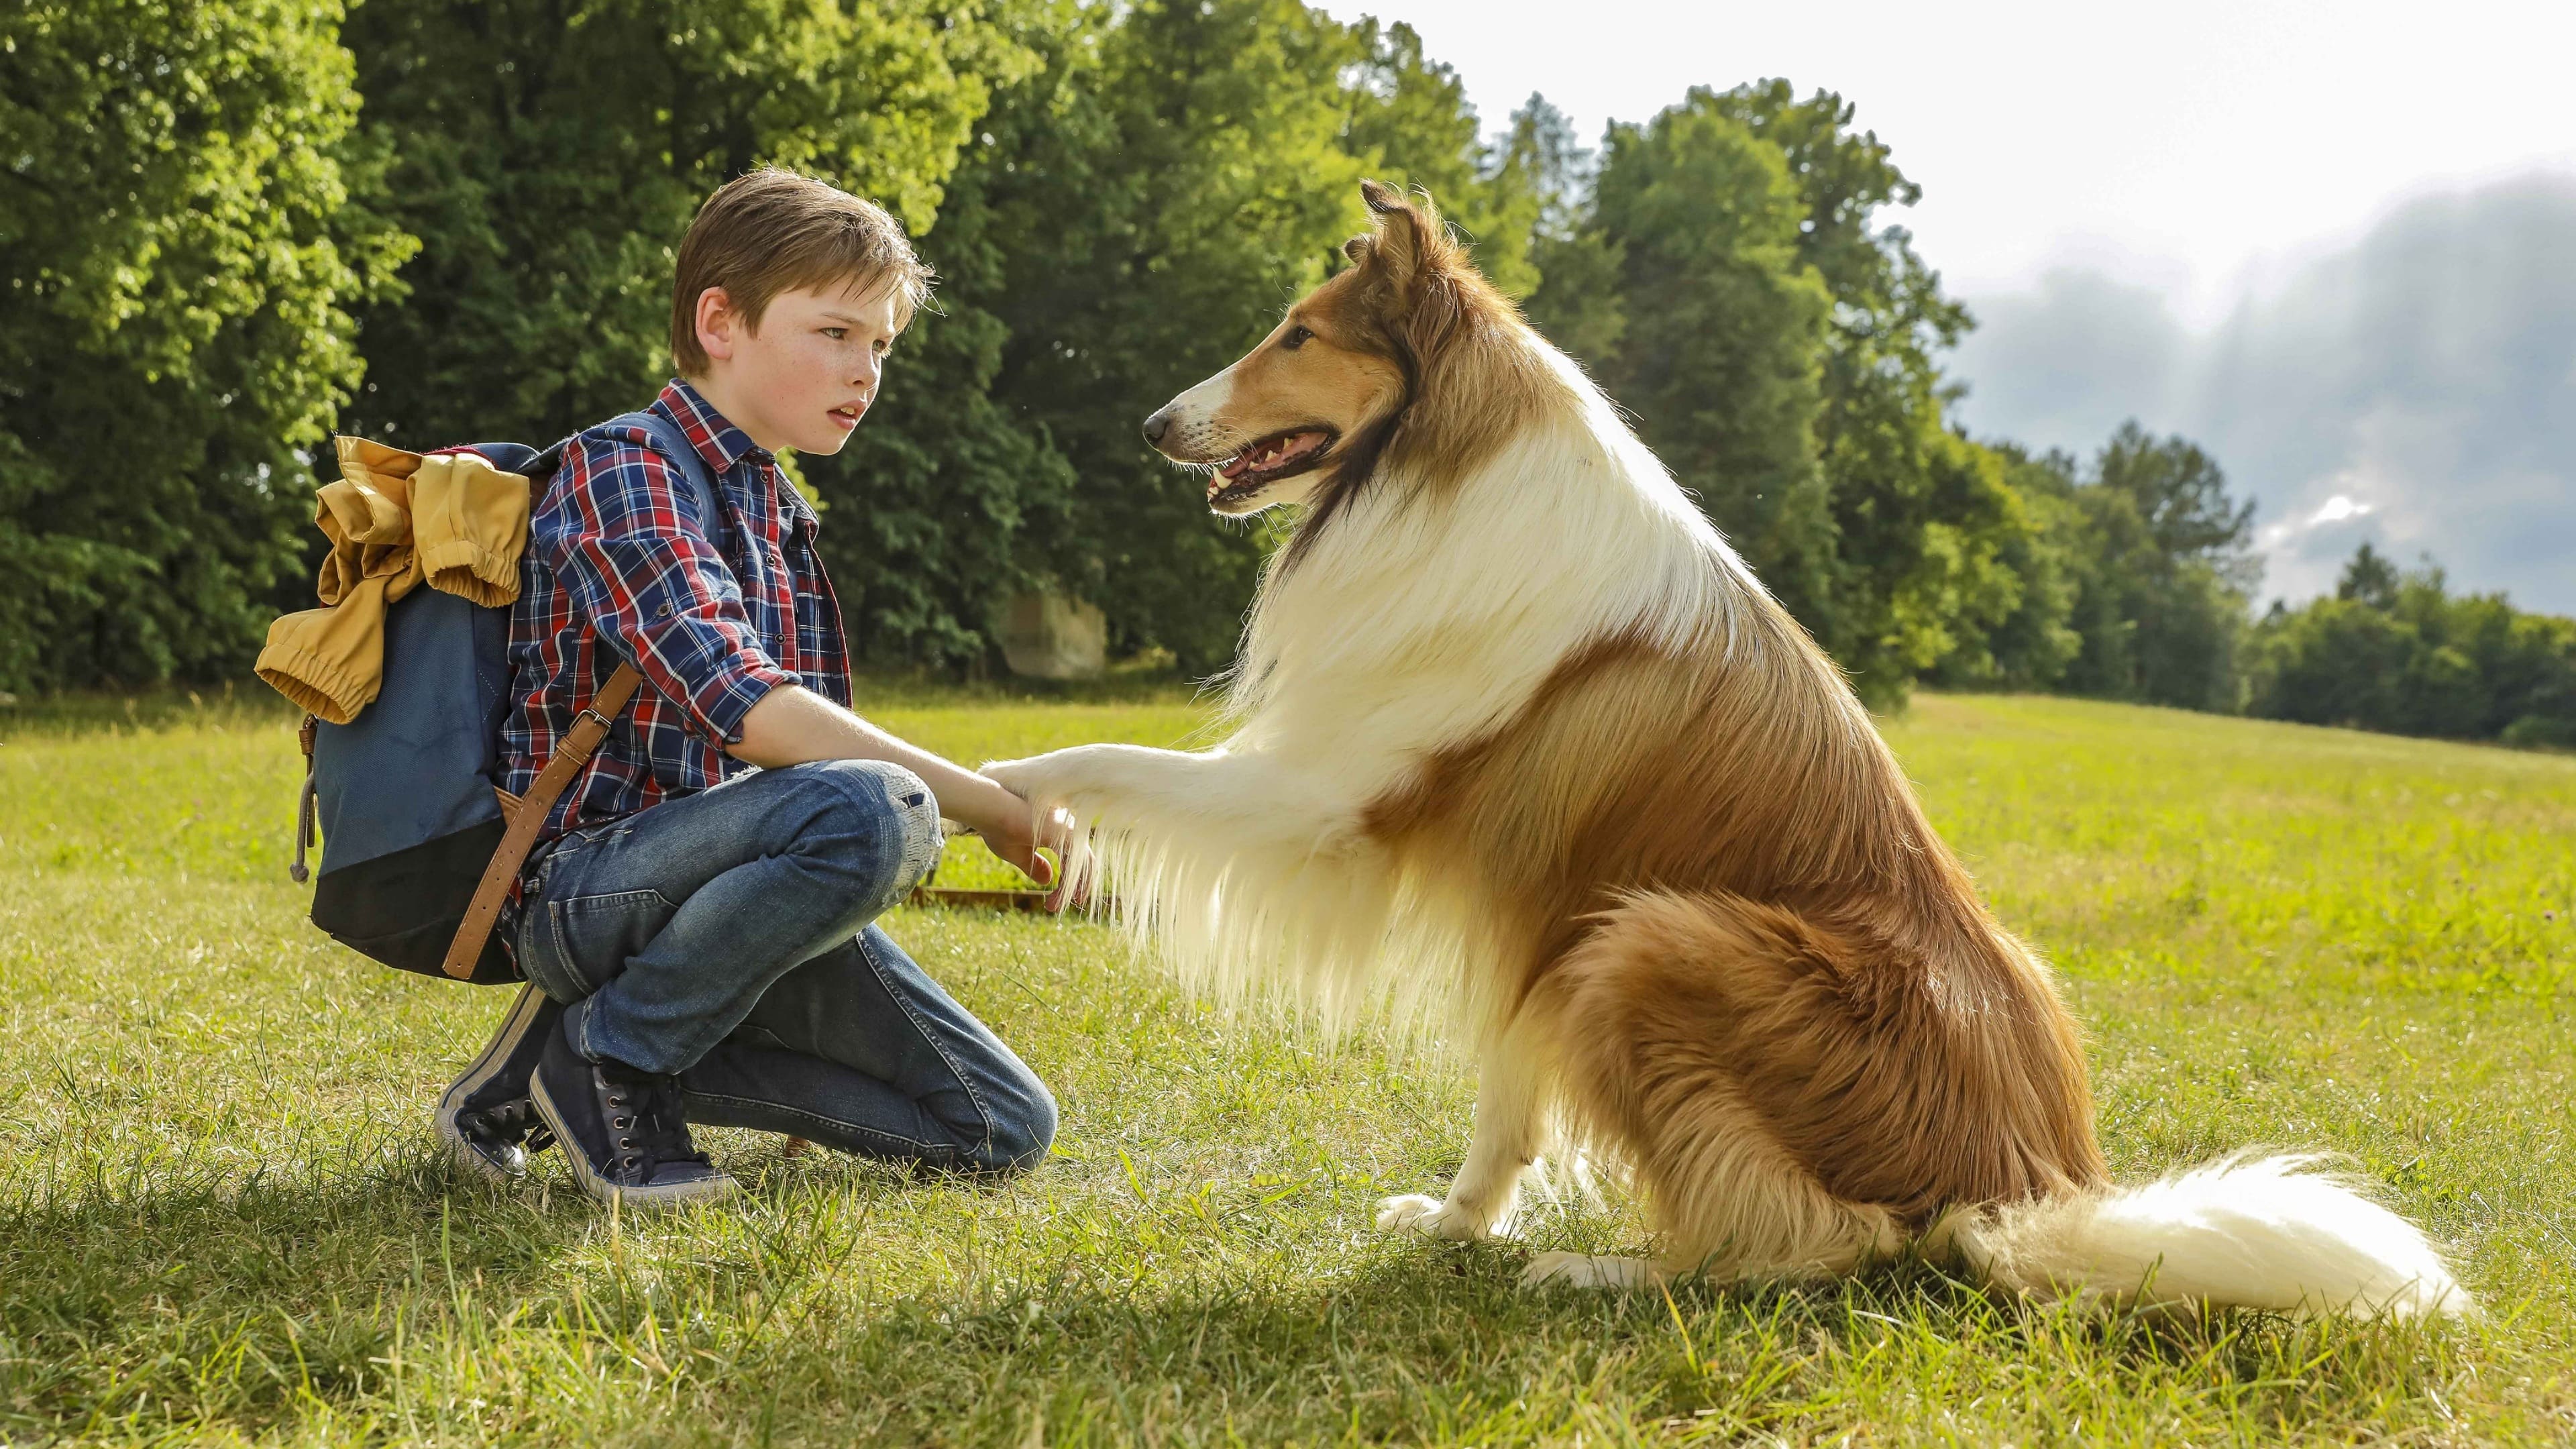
[{"xmin": 3, "ymin": 689, "xmax": 2571, "ymax": 1445}]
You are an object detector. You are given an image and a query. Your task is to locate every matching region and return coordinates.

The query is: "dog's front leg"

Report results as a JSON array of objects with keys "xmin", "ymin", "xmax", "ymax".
[
  {"xmin": 982, "ymin": 743, "xmax": 1356, "ymax": 851},
  {"xmin": 1377, "ymin": 1022, "xmax": 1548, "ymax": 1242}
]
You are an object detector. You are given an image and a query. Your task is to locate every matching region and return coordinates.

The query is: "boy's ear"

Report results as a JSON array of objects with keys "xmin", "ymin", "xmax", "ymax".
[{"xmin": 694, "ymin": 285, "xmax": 737, "ymax": 364}]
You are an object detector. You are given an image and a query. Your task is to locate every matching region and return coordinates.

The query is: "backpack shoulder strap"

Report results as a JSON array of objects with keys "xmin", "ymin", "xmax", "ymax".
[
  {"xmin": 437, "ymin": 409, "xmax": 721, "ymax": 981},
  {"xmin": 439, "ymin": 661, "xmax": 645, "ymax": 979},
  {"xmin": 604, "ymin": 409, "xmax": 729, "ymax": 550}
]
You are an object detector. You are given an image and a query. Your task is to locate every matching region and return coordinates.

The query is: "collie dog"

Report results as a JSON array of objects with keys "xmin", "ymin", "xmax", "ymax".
[{"xmin": 983, "ymin": 182, "xmax": 2468, "ymax": 1317}]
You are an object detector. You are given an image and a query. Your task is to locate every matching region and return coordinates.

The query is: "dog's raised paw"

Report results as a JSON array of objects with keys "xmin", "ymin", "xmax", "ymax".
[
  {"xmin": 1375, "ymin": 1192, "xmax": 1495, "ymax": 1241},
  {"xmin": 1520, "ymin": 1252, "xmax": 1661, "ymax": 1291}
]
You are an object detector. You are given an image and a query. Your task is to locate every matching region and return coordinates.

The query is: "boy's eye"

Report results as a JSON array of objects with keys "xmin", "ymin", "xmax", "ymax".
[
  {"xmin": 1280, "ymin": 325, "xmax": 1313, "ymax": 351},
  {"xmin": 821, "ymin": 327, "xmax": 847, "ymax": 340}
]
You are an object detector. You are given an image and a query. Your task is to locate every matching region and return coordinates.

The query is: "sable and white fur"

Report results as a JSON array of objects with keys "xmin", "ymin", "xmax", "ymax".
[{"xmin": 983, "ymin": 182, "xmax": 2469, "ymax": 1319}]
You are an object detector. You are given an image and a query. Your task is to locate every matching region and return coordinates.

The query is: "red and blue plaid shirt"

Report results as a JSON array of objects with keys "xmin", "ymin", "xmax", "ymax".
[{"xmin": 502, "ymin": 378, "xmax": 851, "ymax": 847}]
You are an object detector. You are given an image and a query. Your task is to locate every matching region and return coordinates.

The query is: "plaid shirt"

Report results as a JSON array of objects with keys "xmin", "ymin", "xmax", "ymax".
[{"xmin": 500, "ymin": 378, "xmax": 851, "ymax": 848}]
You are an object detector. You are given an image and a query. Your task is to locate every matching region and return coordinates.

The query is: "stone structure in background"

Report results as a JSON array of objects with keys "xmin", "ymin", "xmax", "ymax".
[{"xmin": 996, "ymin": 593, "xmax": 1107, "ymax": 680}]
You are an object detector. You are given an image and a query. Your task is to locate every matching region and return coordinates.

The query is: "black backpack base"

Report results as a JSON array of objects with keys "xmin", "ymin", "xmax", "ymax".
[{"xmin": 313, "ymin": 818, "xmax": 517, "ymax": 983}]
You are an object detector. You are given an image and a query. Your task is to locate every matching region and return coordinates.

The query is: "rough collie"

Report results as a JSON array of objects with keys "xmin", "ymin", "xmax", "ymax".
[{"xmin": 983, "ymin": 181, "xmax": 2468, "ymax": 1316}]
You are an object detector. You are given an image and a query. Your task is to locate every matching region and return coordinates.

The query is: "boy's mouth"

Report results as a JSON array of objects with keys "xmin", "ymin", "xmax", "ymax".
[{"xmin": 829, "ymin": 402, "xmax": 867, "ymax": 429}]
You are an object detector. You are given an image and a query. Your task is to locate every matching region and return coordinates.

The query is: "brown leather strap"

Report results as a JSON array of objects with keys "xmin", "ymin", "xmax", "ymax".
[{"xmin": 440, "ymin": 663, "xmax": 647, "ymax": 979}]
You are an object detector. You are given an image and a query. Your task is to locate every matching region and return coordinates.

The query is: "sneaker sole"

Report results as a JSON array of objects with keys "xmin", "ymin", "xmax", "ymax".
[
  {"xmin": 528, "ymin": 1068, "xmax": 738, "ymax": 1209},
  {"xmin": 433, "ymin": 983, "xmax": 554, "ymax": 1185}
]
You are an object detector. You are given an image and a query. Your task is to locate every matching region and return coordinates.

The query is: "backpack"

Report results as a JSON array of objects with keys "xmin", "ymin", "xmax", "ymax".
[{"xmin": 290, "ymin": 411, "xmax": 723, "ymax": 985}]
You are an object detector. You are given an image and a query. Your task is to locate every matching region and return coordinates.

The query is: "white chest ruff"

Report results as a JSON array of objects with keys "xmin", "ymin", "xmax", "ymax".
[{"xmin": 1034, "ymin": 393, "xmax": 1754, "ymax": 1033}]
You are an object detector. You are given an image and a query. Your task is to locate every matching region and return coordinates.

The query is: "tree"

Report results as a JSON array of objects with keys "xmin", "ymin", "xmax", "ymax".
[
  {"xmin": 1922, "ymin": 442, "xmax": 2083, "ymax": 692},
  {"xmin": 1574, "ymin": 97, "xmax": 1840, "ymax": 645},
  {"xmin": 339, "ymin": 0, "xmax": 1041, "ymax": 448},
  {"xmin": 933, "ymin": 0, "xmax": 1534, "ymax": 672},
  {"xmin": 2052, "ymin": 422, "xmax": 2260, "ymax": 711},
  {"xmin": 2336, "ymin": 541, "xmax": 2401, "ymax": 609},
  {"xmin": 1534, "ymin": 83, "xmax": 2042, "ymax": 704},
  {"xmin": 1509, "ymin": 95, "xmax": 1625, "ymax": 366},
  {"xmin": 2249, "ymin": 544, "xmax": 2576, "ymax": 744},
  {"xmin": 1703, "ymin": 82, "xmax": 2035, "ymax": 702},
  {"xmin": 0, "ymin": 0, "xmax": 412, "ymax": 692}
]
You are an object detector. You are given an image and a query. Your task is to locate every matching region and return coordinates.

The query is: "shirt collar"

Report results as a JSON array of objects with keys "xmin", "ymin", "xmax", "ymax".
[{"xmin": 655, "ymin": 378, "xmax": 766, "ymax": 474}]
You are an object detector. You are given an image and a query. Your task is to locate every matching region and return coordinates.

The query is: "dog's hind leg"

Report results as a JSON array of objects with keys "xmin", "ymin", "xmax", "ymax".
[
  {"xmin": 1377, "ymin": 1016, "xmax": 1550, "ymax": 1242},
  {"xmin": 1529, "ymin": 890, "xmax": 1911, "ymax": 1287}
]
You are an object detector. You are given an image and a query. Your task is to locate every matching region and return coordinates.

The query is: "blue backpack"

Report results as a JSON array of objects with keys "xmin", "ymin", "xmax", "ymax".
[{"xmin": 292, "ymin": 412, "xmax": 721, "ymax": 985}]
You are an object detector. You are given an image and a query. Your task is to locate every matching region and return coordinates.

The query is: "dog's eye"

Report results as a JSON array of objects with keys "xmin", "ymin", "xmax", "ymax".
[{"xmin": 1280, "ymin": 325, "xmax": 1313, "ymax": 352}]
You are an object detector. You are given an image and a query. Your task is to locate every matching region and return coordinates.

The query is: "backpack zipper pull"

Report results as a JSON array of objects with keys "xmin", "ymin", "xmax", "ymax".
[{"xmin": 290, "ymin": 714, "xmax": 317, "ymax": 883}]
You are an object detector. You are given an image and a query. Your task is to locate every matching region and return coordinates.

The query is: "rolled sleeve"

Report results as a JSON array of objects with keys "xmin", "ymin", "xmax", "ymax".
[{"xmin": 541, "ymin": 437, "xmax": 798, "ymax": 744}]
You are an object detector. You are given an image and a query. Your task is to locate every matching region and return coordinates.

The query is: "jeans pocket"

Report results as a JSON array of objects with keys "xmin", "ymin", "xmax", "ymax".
[{"xmin": 542, "ymin": 888, "xmax": 680, "ymax": 998}]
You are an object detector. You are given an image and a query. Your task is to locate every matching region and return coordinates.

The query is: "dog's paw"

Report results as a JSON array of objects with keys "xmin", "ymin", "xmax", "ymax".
[
  {"xmin": 1519, "ymin": 1252, "xmax": 1661, "ymax": 1291},
  {"xmin": 1375, "ymin": 1193, "xmax": 1499, "ymax": 1242},
  {"xmin": 982, "ymin": 745, "xmax": 1130, "ymax": 812}
]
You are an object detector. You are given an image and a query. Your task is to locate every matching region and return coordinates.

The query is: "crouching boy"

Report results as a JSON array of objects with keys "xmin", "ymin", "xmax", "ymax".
[{"xmin": 435, "ymin": 168, "xmax": 1073, "ymax": 1203}]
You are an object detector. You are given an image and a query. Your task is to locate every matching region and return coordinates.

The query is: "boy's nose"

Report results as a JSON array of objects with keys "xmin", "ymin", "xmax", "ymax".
[{"xmin": 1141, "ymin": 409, "xmax": 1173, "ymax": 445}]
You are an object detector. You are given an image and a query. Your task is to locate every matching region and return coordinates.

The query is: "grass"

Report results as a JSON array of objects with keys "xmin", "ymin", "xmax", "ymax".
[{"xmin": 1, "ymin": 687, "xmax": 2571, "ymax": 1444}]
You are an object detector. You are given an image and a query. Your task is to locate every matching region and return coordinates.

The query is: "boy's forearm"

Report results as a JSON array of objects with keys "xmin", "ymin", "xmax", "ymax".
[{"xmin": 729, "ymin": 684, "xmax": 1022, "ymax": 833}]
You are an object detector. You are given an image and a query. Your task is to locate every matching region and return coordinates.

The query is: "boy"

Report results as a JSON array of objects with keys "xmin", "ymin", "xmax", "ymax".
[{"xmin": 433, "ymin": 168, "xmax": 1073, "ymax": 1204}]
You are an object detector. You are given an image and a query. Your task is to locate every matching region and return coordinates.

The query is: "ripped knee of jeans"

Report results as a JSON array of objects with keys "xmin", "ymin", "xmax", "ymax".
[
  {"xmin": 791, "ymin": 758, "xmax": 945, "ymax": 910},
  {"xmin": 883, "ymin": 769, "xmax": 943, "ymax": 904}
]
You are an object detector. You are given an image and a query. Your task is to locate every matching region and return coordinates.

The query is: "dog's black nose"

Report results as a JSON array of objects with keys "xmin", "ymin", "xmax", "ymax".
[{"xmin": 1141, "ymin": 409, "xmax": 1173, "ymax": 445}]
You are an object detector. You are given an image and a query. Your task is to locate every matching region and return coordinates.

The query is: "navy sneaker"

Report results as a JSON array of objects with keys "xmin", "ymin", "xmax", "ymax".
[
  {"xmin": 434, "ymin": 983, "xmax": 563, "ymax": 1182},
  {"xmin": 527, "ymin": 1014, "xmax": 735, "ymax": 1207}
]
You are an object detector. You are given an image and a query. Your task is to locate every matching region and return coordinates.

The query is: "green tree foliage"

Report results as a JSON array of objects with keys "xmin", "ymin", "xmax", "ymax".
[
  {"xmin": 2041, "ymin": 422, "xmax": 2261, "ymax": 711},
  {"xmin": 1530, "ymin": 83, "xmax": 2040, "ymax": 703},
  {"xmin": 2249, "ymin": 546, "xmax": 2576, "ymax": 745},
  {"xmin": 0, "ymin": 0, "xmax": 412, "ymax": 692},
  {"xmin": 901, "ymin": 0, "xmax": 1534, "ymax": 672},
  {"xmin": 1507, "ymin": 95, "xmax": 1624, "ymax": 364},
  {"xmin": 1709, "ymin": 84, "xmax": 2036, "ymax": 694},
  {"xmin": 339, "ymin": 0, "xmax": 1038, "ymax": 448},
  {"xmin": 1568, "ymin": 95, "xmax": 1839, "ymax": 637},
  {"xmin": 1921, "ymin": 442, "xmax": 2083, "ymax": 692}
]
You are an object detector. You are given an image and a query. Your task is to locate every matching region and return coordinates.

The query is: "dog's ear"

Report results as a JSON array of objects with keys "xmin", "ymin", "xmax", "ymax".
[
  {"xmin": 1358, "ymin": 180, "xmax": 1438, "ymax": 290},
  {"xmin": 1353, "ymin": 181, "xmax": 1465, "ymax": 364}
]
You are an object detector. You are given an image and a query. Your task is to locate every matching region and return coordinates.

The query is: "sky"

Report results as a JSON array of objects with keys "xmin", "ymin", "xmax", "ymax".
[{"xmin": 1317, "ymin": 0, "xmax": 2576, "ymax": 612}]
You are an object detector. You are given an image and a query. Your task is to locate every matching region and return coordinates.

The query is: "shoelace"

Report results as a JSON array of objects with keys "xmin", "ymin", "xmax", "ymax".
[
  {"xmin": 464, "ymin": 1097, "xmax": 553, "ymax": 1157},
  {"xmin": 598, "ymin": 1068, "xmax": 712, "ymax": 1179}
]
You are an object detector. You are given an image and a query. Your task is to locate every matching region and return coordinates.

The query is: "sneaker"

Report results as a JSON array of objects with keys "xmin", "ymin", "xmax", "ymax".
[
  {"xmin": 434, "ymin": 983, "xmax": 564, "ymax": 1183},
  {"xmin": 527, "ymin": 1014, "xmax": 735, "ymax": 1206}
]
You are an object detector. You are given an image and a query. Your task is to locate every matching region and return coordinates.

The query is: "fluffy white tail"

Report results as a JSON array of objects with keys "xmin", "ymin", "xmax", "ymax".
[{"xmin": 1954, "ymin": 1154, "xmax": 2473, "ymax": 1320}]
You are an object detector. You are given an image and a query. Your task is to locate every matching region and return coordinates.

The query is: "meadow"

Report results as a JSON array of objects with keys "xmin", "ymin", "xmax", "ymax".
[{"xmin": 1, "ymin": 686, "xmax": 2571, "ymax": 1446}]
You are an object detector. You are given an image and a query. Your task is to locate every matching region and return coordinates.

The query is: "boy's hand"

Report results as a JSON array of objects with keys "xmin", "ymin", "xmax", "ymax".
[{"xmin": 973, "ymin": 798, "xmax": 1085, "ymax": 908}]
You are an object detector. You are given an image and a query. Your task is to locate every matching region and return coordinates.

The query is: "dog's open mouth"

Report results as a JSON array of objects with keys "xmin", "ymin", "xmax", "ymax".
[{"xmin": 1207, "ymin": 427, "xmax": 1337, "ymax": 506}]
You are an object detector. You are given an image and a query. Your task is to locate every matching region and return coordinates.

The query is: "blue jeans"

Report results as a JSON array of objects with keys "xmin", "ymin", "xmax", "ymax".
[{"xmin": 508, "ymin": 759, "xmax": 1056, "ymax": 1175}]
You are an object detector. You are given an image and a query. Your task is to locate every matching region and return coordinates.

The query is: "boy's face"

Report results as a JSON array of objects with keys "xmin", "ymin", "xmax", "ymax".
[{"xmin": 692, "ymin": 277, "xmax": 905, "ymax": 457}]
